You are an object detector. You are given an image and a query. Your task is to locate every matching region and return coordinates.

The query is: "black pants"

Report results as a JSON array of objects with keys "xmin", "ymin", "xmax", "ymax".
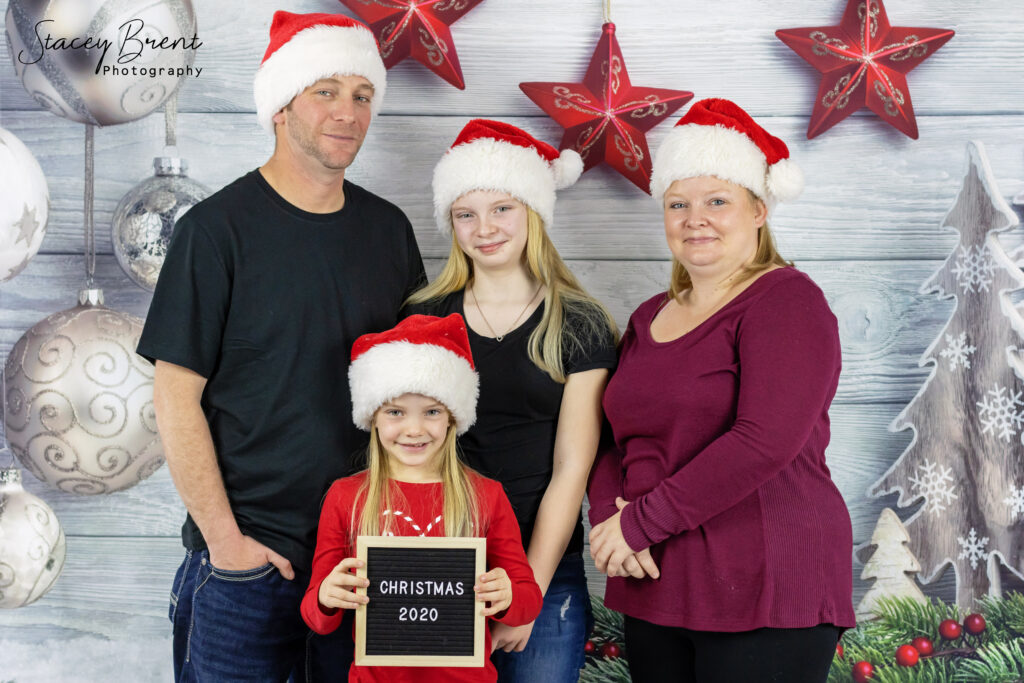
[{"xmin": 623, "ymin": 615, "xmax": 840, "ymax": 683}]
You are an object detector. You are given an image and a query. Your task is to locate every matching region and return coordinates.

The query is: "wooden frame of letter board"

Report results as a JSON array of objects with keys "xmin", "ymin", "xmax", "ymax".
[{"xmin": 355, "ymin": 535, "xmax": 486, "ymax": 667}]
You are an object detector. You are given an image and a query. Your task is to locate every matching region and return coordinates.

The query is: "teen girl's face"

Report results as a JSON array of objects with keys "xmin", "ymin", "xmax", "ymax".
[
  {"xmin": 374, "ymin": 393, "xmax": 451, "ymax": 482},
  {"xmin": 450, "ymin": 191, "xmax": 529, "ymax": 272}
]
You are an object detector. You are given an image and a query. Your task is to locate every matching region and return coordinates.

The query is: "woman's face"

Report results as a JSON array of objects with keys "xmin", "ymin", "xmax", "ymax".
[
  {"xmin": 662, "ymin": 176, "xmax": 767, "ymax": 281},
  {"xmin": 450, "ymin": 190, "xmax": 529, "ymax": 273}
]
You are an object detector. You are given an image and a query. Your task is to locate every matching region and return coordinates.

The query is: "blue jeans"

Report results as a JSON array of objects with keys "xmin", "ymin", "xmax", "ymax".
[
  {"xmin": 169, "ymin": 549, "xmax": 354, "ymax": 682},
  {"xmin": 491, "ymin": 553, "xmax": 592, "ymax": 683}
]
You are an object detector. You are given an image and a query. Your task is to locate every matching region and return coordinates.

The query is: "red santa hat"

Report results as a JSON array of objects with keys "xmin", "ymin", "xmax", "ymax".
[
  {"xmin": 349, "ymin": 314, "xmax": 479, "ymax": 435},
  {"xmin": 253, "ymin": 11, "xmax": 387, "ymax": 134},
  {"xmin": 432, "ymin": 119, "xmax": 584, "ymax": 234},
  {"xmin": 651, "ymin": 98, "xmax": 804, "ymax": 209}
]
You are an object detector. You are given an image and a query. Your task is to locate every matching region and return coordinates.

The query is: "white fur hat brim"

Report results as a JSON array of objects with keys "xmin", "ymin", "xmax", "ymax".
[
  {"xmin": 651, "ymin": 123, "xmax": 804, "ymax": 208},
  {"xmin": 432, "ymin": 139, "xmax": 582, "ymax": 233},
  {"xmin": 349, "ymin": 341, "xmax": 479, "ymax": 435},
  {"xmin": 254, "ymin": 25, "xmax": 387, "ymax": 134}
]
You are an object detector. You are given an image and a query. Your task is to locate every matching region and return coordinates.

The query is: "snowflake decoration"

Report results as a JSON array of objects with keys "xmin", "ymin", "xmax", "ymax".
[
  {"xmin": 1005, "ymin": 483, "xmax": 1024, "ymax": 521},
  {"xmin": 957, "ymin": 528, "xmax": 990, "ymax": 570},
  {"xmin": 909, "ymin": 460, "xmax": 958, "ymax": 516},
  {"xmin": 951, "ymin": 245, "xmax": 997, "ymax": 293},
  {"xmin": 977, "ymin": 383, "xmax": 1024, "ymax": 442},
  {"xmin": 939, "ymin": 332, "xmax": 976, "ymax": 371}
]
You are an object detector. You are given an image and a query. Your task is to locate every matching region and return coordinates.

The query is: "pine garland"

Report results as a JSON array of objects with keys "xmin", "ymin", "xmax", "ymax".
[
  {"xmin": 831, "ymin": 595, "xmax": 1023, "ymax": 682},
  {"xmin": 579, "ymin": 656, "xmax": 631, "ymax": 683},
  {"xmin": 580, "ymin": 596, "xmax": 629, "ymax": 683},
  {"xmin": 582, "ymin": 593, "xmax": 1024, "ymax": 683}
]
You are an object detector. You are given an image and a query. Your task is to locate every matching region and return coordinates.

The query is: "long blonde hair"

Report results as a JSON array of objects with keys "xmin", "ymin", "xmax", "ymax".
[
  {"xmin": 406, "ymin": 208, "xmax": 619, "ymax": 383},
  {"xmin": 668, "ymin": 190, "xmax": 793, "ymax": 300},
  {"xmin": 352, "ymin": 415, "xmax": 480, "ymax": 541}
]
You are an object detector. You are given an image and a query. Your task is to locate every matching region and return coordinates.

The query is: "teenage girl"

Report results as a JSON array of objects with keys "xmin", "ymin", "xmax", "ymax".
[{"xmin": 406, "ymin": 120, "xmax": 618, "ymax": 682}]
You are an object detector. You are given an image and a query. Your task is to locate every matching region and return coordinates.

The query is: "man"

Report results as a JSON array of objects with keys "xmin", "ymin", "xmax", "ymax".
[{"xmin": 137, "ymin": 12, "xmax": 426, "ymax": 682}]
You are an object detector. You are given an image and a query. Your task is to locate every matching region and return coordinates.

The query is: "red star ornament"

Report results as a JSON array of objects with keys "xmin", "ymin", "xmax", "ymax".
[
  {"xmin": 776, "ymin": 0, "xmax": 954, "ymax": 139},
  {"xmin": 339, "ymin": 0, "xmax": 485, "ymax": 89},
  {"xmin": 520, "ymin": 23, "xmax": 693, "ymax": 193}
]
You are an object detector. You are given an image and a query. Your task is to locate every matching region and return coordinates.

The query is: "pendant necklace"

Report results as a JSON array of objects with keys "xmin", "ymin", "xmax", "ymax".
[{"xmin": 469, "ymin": 282, "xmax": 543, "ymax": 342}]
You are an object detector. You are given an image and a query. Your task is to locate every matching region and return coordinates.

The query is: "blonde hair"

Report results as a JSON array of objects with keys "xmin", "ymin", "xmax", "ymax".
[
  {"xmin": 406, "ymin": 207, "xmax": 619, "ymax": 383},
  {"xmin": 352, "ymin": 416, "xmax": 480, "ymax": 541},
  {"xmin": 667, "ymin": 190, "xmax": 793, "ymax": 300}
]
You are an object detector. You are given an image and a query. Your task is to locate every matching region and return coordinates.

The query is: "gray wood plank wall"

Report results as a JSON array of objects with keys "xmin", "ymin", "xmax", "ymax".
[{"xmin": 2, "ymin": 0, "xmax": 1023, "ymax": 679}]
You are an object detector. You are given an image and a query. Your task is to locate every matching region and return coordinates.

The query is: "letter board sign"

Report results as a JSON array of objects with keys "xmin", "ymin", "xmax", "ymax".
[{"xmin": 355, "ymin": 535, "xmax": 486, "ymax": 667}]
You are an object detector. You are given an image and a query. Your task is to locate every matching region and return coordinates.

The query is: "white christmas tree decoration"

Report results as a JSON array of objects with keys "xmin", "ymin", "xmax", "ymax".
[
  {"xmin": 908, "ymin": 460, "xmax": 958, "ymax": 516},
  {"xmin": 1004, "ymin": 483, "xmax": 1024, "ymax": 521},
  {"xmin": 957, "ymin": 528, "xmax": 990, "ymax": 570},
  {"xmin": 939, "ymin": 332, "xmax": 976, "ymax": 371},
  {"xmin": 976, "ymin": 383, "xmax": 1024, "ymax": 442},
  {"xmin": 856, "ymin": 508, "xmax": 928, "ymax": 621},
  {"xmin": 870, "ymin": 142, "xmax": 1024, "ymax": 608},
  {"xmin": 951, "ymin": 245, "xmax": 997, "ymax": 293}
]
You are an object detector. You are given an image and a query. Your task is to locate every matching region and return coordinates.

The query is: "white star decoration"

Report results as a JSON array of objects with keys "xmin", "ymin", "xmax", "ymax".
[{"xmin": 15, "ymin": 205, "xmax": 39, "ymax": 245}]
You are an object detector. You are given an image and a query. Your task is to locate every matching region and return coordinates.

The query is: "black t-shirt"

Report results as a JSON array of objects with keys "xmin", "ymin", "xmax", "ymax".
[
  {"xmin": 406, "ymin": 290, "xmax": 616, "ymax": 556},
  {"xmin": 137, "ymin": 170, "xmax": 426, "ymax": 573}
]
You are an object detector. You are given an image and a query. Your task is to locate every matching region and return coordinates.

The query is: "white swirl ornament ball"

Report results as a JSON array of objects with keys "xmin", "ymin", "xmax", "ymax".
[
  {"xmin": 4, "ymin": 289, "xmax": 165, "ymax": 494},
  {"xmin": 0, "ymin": 467, "xmax": 66, "ymax": 608},
  {"xmin": 5, "ymin": 0, "xmax": 198, "ymax": 125},
  {"xmin": 0, "ymin": 126, "xmax": 49, "ymax": 281}
]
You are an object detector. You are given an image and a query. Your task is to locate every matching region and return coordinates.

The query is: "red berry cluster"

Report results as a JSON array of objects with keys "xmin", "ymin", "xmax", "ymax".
[
  {"xmin": 584, "ymin": 639, "xmax": 622, "ymax": 659},
  {"xmin": 847, "ymin": 613, "xmax": 987, "ymax": 678}
]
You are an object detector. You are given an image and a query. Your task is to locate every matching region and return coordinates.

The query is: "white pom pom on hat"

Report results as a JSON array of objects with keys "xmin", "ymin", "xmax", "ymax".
[
  {"xmin": 432, "ymin": 119, "xmax": 583, "ymax": 234},
  {"xmin": 651, "ymin": 98, "xmax": 804, "ymax": 209},
  {"xmin": 552, "ymin": 148, "xmax": 584, "ymax": 190},
  {"xmin": 253, "ymin": 11, "xmax": 387, "ymax": 134}
]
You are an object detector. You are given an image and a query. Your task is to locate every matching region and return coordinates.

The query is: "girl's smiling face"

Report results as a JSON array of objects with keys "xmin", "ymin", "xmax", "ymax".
[
  {"xmin": 374, "ymin": 393, "xmax": 451, "ymax": 482},
  {"xmin": 450, "ymin": 190, "xmax": 529, "ymax": 272}
]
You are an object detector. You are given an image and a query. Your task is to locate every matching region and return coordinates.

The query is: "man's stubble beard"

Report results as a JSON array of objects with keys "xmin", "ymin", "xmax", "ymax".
[{"xmin": 287, "ymin": 114, "xmax": 363, "ymax": 171}]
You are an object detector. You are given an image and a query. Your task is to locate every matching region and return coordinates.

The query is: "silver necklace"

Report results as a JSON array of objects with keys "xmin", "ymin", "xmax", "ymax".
[{"xmin": 468, "ymin": 283, "xmax": 543, "ymax": 342}]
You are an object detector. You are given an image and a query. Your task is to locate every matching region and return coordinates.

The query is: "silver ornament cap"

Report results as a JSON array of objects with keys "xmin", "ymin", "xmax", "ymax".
[
  {"xmin": 78, "ymin": 288, "xmax": 104, "ymax": 306},
  {"xmin": 155, "ymin": 156, "xmax": 188, "ymax": 176}
]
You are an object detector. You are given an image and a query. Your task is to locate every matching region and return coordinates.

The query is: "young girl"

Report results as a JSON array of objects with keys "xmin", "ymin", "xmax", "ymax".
[
  {"xmin": 405, "ymin": 120, "xmax": 618, "ymax": 682},
  {"xmin": 300, "ymin": 313, "xmax": 542, "ymax": 682}
]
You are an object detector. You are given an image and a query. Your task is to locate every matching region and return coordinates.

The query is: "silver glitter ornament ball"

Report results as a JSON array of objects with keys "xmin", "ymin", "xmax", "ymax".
[
  {"xmin": 5, "ymin": 0, "xmax": 198, "ymax": 125},
  {"xmin": 112, "ymin": 156, "xmax": 209, "ymax": 290},
  {"xmin": 4, "ymin": 289, "xmax": 165, "ymax": 494},
  {"xmin": 0, "ymin": 126, "xmax": 49, "ymax": 281},
  {"xmin": 0, "ymin": 466, "xmax": 66, "ymax": 608}
]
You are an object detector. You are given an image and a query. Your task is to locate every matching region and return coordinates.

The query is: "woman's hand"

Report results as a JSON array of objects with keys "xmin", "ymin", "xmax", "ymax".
[
  {"xmin": 490, "ymin": 620, "xmax": 535, "ymax": 653},
  {"xmin": 619, "ymin": 547, "xmax": 660, "ymax": 580},
  {"xmin": 614, "ymin": 497, "xmax": 660, "ymax": 579},
  {"xmin": 476, "ymin": 567, "xmax": 513, "ymax": 616},
  {"xmin": 590, "ymin": 498, "xmax": 659, "ymax": 579},
  {"xmin": 317, "ymin": 557, "xmax": 369, "ymax": 611}
]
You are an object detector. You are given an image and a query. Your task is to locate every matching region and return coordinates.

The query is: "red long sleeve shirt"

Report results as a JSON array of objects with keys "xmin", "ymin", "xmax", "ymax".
[
  {"xmin": 589, "ymin": 268, "xmax": 856, "ymax": 631},
  {"xmin": 301, "ymin": 472, "xmax": 542, "ymax": 682}
]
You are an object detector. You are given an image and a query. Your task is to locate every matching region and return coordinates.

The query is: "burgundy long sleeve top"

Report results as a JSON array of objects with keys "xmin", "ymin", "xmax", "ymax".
[{"xmin": 588, "ymin": 268, "xmax": 856, "ymax": 631}]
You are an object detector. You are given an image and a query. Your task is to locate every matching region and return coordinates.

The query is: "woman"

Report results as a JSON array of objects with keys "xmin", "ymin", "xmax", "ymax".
[
  {"xmin": 405, "ymin": 119, "xmax": 618, "ymax": 683},
  {"xmin": 588, "ymin": 99, "xmax": 856, "ymax": 683}
]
